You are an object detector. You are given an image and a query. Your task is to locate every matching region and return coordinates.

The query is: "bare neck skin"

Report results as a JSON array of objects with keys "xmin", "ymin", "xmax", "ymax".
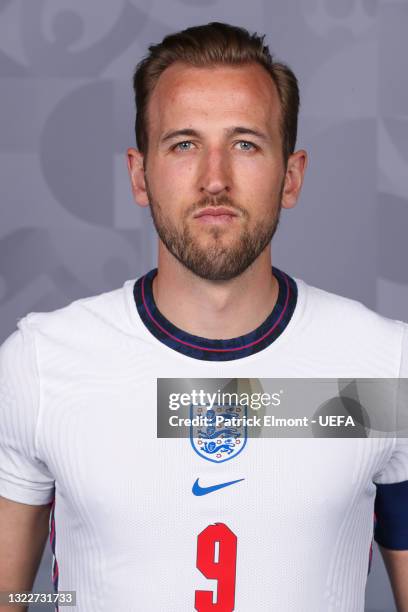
[{"xmin": 152, "ymin": 245, "xmax": 278, "ymax": 340}]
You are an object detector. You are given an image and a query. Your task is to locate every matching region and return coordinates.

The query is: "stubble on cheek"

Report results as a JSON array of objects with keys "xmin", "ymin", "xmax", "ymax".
[{"xmin": 144, "ymin": 174, "xmax": 284, "ymax": 280}]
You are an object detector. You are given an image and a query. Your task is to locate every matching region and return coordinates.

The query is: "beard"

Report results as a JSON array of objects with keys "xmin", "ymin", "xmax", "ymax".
[{"xmin": 145, "ymin": 179, "xmax": 284, "ymax": 282}]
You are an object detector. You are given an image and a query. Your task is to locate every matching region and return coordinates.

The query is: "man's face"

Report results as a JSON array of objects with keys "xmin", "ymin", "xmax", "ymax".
[{"xmin": 131, "ymin": 62, "xmax": 300, "ymax": 281}]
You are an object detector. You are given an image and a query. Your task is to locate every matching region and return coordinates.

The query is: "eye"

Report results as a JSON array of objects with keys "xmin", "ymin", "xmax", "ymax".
[
  {"xmin": 172, "ymin": 141, "xmax": 195, "ymax": 152},
  {"xmin": 235, "ymin": 140, "xmax": 257, "ymax": 152}
]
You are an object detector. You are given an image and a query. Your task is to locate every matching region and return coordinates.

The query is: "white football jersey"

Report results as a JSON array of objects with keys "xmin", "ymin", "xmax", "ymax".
[{"xmin": 1, "ymin": 266, "xmax": 407, "ymax": 612}]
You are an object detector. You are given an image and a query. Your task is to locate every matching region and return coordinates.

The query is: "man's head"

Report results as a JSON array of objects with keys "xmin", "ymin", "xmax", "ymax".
[
  {"xmin": 127, "ymin": 22, "xmax": 307, "ymax": 281},
  {"xmin": 134, "ymin": 22, "xmax": 299, "ymax": 166}
]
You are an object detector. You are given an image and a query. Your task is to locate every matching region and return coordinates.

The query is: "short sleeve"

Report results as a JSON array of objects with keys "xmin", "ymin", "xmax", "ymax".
[
  {"xmin": 373, "ymin": 438, "xmax": 408, "ymax": 485},
  {"xmin": 0, "ymin": 317, "xmax": 55, "ymax": 505},
  {"xmin": 373, "ymin": 322, "xmax": 408, "ymax": 550},
  {"xmin": 373, "ymin": 323, "xmax": 408, "ymax": 485}
]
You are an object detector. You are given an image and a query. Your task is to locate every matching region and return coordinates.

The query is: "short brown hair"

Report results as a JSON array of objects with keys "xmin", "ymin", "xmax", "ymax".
[{"xmin": 132, "ymin": 22, "xmax": 299, "ymax": 165}]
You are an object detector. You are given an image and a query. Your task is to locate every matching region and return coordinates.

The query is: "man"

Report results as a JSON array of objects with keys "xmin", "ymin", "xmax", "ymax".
[{"xmin": 0, "ymin": 21, "xmax": 407, "ymax": 612}]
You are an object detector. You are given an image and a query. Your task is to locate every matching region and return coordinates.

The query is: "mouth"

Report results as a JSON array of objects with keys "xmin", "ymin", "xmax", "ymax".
[{"xmin": 193, "ymin": 207, "xmax": 238, "ymax": 225}]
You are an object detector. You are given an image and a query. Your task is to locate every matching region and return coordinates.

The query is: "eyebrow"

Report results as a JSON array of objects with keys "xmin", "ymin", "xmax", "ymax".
[{"xmin": 160, "ymin": 126, "xmax": 269, "ymax": 143}]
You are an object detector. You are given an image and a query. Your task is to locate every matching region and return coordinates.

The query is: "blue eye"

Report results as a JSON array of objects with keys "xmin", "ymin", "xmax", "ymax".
[
  {"xmin": 173, "ymin": 141, "xmax": 194, "ymax": 151},
  {"xmin": 237, "ymin": 141, "xmax": 256, "ymax": 151}
]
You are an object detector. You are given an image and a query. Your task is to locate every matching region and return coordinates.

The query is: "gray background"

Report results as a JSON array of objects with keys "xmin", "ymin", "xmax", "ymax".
[{"xmin": 0, "ymin": 0, "xmax": 406, "ymax": 610}]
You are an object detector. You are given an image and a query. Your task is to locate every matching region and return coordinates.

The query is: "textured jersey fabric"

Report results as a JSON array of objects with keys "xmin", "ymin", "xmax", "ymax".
[{"xmin": 0, "ymin": 267, "xmax": 407, "ymax": 612}]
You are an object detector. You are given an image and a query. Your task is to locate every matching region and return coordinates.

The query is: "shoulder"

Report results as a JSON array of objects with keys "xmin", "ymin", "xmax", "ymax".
[
  {"xmin": 294, "ymin": 277, "xmax": 407, "ymax": 375},
  {"xmin": 21, "ymin": 279, "xmax": 136, "ymax": 342},
  {"xmin": 0, "ymin": 280, "xmax": 137, "ymax": 364},
  {"xmin": 298, "ymin": 278, "xmax": 406, "ymax": 337}
]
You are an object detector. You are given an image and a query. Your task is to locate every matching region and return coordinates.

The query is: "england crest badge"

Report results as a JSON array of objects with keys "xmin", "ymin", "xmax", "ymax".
[{"xmin": 190, "ymin": 403, "xmax": 247, "ymax": 463}]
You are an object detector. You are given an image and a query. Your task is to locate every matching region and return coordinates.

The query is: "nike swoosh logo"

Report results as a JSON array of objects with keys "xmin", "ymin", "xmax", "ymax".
[{"xmin": 192, "ymin": 477, "xmax": 245, "ymax": 496}]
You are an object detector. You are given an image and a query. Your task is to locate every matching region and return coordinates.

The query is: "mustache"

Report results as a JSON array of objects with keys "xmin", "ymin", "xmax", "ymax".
[{"xmin": 190, "ymin": 194, "xmax": 244, "ymax": 216}]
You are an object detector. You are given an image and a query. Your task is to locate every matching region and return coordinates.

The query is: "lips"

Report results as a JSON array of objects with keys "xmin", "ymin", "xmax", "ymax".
[{"xmin": 194, "ymin": 207, "xmax": 238, "ymax": 218}]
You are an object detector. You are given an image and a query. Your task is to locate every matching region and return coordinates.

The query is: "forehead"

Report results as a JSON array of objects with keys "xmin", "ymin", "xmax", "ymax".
[{"xmin": 147, "ymin": 62, "xmax": 281, "ymax": 137}]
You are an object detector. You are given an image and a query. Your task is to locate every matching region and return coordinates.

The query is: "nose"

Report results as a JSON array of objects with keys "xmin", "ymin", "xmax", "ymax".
[{"xmin": 198, "ymin": 148, "xmax": 231, "ymax": 196}]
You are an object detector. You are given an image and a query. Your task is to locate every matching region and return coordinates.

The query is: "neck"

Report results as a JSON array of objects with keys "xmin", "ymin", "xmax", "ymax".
[{"xmin": 152, "ymin": 247, "xmax": 278, "ymax": 339}]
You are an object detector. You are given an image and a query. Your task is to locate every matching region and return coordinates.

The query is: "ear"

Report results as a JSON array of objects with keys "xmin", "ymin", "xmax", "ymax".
[
  {"xmin": 281, "ymin": 149, "xmax": 308, "ymax": 210},
  {"xmin": 127, "ymin": 147, "xmax": 149, "ymax": 207}
]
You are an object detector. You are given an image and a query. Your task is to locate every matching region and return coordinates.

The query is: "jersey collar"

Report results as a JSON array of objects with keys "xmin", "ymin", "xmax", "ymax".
[{"xmin": 133, "ymin": 266, "xmax": 297, "ymax": 361}]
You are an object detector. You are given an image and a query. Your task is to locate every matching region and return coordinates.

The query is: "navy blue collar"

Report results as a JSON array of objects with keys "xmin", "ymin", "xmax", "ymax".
[{"xmin": 133, "ymin": 266, "xmax": 297, "ymax": 361}]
